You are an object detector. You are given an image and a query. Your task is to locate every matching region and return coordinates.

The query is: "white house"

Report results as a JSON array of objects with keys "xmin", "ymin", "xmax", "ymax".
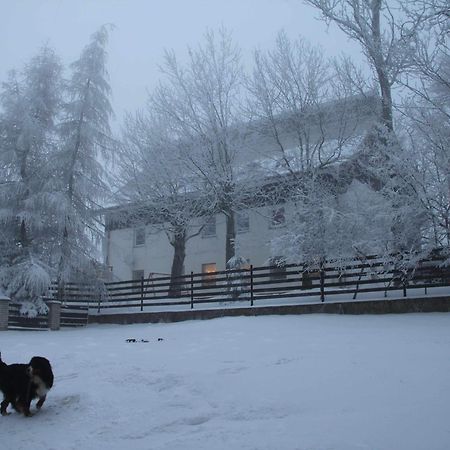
[
  {"xmin": 103, "ymin": 95, "xmax": 380, "ymax": 281},
  {"xmin": 104, "ymin": 201, "xmax": 296, "ymax": 281}
]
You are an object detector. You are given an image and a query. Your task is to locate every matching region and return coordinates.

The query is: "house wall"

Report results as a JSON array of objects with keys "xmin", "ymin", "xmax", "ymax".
[{"xmin": 105, "ymin": 204, "xmax": 291, "ymax": 281}]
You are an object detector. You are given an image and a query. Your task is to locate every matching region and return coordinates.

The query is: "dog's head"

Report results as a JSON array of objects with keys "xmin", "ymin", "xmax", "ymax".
[{"xmin": 28, "ymin": 356, "xmax": 54, "ymax": 389}]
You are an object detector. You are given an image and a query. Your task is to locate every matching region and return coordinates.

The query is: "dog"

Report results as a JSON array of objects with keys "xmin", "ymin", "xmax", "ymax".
[{"xmin": 0, "ymin": 353, "xmax": 54, "ymax": 417}]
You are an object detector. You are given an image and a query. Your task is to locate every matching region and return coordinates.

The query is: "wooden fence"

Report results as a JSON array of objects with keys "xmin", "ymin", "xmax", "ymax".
[
  {"xmin": 7, "ymin": 253, "xmax": 450, "ymax": 328},
  {"xmin": 92, "ymin": 253, "xmax": 450, "ymax": 312},
  {"xmin": 8, "ymin": 303, "xmax": 49, "ymax": 330},
  {"xmin": 8, "ymin": 297, "xmax": 89, "ymax": 330}
]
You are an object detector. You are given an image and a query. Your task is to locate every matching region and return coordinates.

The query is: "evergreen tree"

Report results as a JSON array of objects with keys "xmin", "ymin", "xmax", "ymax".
[
  {"xmin": 56, "ymin": 25, "xmax": 114, "ymax": 291},
  {"xmin": 0, "ymin": 47, "xmax": 63, "ymax": 315}
]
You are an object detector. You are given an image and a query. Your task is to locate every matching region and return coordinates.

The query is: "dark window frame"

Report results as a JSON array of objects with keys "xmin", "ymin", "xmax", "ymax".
[
  {"xmin": 202, "ymin": 216, "xmax": 217, "ymax": 238},
  {"xmin": 236, "ymin": 211, "xmax": 250, "ymax": 234},
  {"xmin": 270, "ymin": 207, "xmax": 286, "ymax": 228},
  {"xmin": 134, "ymin": 227, "xmax": 146, "ymax": 246}
]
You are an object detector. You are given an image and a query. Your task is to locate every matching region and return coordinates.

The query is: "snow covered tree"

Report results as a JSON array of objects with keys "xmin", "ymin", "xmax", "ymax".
[
  {"xmin": 246, "ymin": 32, "xmax": 381, "ymax": 264},
  {"xmin": 271, "ymin": 177, "xmax": 394, "ymax": 267},
  {"xmin": 55, "ymin": 25, "xmax": 115, "ymax": 292},
  {"xmin": 247, "ymin": 31, "xmax": 368, "ymax": 176},
  {"xmin": 401, "ymin": 52, "xmax": 450, "ymax": 252},
  {"xmin": 0, "ymin": 46, "xmax": 63, "ymax": 315},
  {"xmin": 151, "ymin": 28, "xmax": 245, "ymax": 265},
  {"xmin": 117, "ymin": 110, "xmax": 211, "ymax": 295},
  {"xmin": 302, "ymin": 0, "xmax": 438, "ymax": 257},
  {"xmin": 303, "ymin": 0, "xmax": 425, "ymax": 132}
]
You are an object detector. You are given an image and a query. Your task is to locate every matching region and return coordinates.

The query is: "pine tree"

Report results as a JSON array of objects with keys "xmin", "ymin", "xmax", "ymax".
[
  {"xmin": 55, "ymin": 25, "xmax": 114, "ymax": 292},
  {"xmin": 0, "ymin": 47, "xmax": 63, "ymax": 315}
]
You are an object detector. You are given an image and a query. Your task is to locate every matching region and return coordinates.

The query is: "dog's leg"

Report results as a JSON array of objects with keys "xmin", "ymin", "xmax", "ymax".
[
  {"xmin": 15, "ymin": 393, "xmax": 33, "ymax": 417},
  {"xmin": 15, "ymin": 401, "xmax": 33, "ymax": 417},
  {"xmin": 36, "ymin": 395, "xmax": 46, "ymax": 410},
  {"xmin": 1, "ymin": 399, "xmax": 10, "ymax": 416},
  {"xmin": 22, "ymin": 398, "xmax": 33, "ymax": 417}
]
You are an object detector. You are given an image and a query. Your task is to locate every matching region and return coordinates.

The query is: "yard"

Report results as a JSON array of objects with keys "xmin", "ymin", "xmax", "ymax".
[{"xmin": 1, "ymin": 313, "xmax": 449, "ymax": 450}]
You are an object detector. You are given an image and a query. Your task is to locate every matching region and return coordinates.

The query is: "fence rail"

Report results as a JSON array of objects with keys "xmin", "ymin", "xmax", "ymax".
[
  {"xmin": 6, "ymin": 252, "xmax": 450, "ymax": 328},
  {"xmin": 8, "ymin": 303, "xmax": 49, "ymax": 330},
  {"xmin": 83, "ymin": 253, "xmax": 450, "ymax": 313}
]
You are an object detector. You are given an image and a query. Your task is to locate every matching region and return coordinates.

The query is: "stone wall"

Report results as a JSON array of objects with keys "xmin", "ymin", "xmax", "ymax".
[{"xmin": 89, "ymin": 296, "xmax": 450, "ymax": 325}]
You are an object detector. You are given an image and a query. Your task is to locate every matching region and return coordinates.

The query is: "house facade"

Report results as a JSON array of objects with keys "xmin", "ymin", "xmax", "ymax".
[
  {"xmin": 104, "ymin": 202, "xmax": 293, "ymax": 281},
  {"xmin": 103, "ymin": 95, "xmax": 380, "ymax": 281}
]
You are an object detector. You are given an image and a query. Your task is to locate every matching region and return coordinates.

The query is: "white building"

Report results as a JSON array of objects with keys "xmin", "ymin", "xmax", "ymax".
[
  {"xmin": 104, "ymin": 201, "xmax": 296, "ymax": 281},
  {"xmin": 103, "ymin": 95, "xmax": 380, "ymax": 281}
]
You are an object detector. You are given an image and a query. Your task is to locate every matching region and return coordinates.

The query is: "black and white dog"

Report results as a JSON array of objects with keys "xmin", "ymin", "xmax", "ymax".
[{"xmin": 0, "ymin": 353, "xmax": 54, "ymax": 417}]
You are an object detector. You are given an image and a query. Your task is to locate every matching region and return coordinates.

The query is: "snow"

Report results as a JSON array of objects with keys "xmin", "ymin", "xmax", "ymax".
[{"xmin": 1, "ymin": 313, "xmax": 450, "ymax": 450}]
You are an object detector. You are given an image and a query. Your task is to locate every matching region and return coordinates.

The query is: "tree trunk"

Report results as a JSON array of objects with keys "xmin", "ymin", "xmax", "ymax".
[
  {"xmin": 168, "ymin": 229, "xmax": 186, "ymax": 297},
  {"xmin": 376, "ymin": 67, "xmax": 394, "ymax": 132},
  {"xmin": 225, "ymin": 209, "xmax": 236, "ymax": 265},
  {"xmin": 371, "ymin": 0, "xmax": 394, "ymax": 132}
]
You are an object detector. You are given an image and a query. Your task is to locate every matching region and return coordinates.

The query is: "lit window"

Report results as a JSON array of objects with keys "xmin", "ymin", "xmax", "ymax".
[
  {"xmin": 134, "ymin": 227, "xmax": 146, "ymax": 246},
  {"xmin": 236, "ymin": 211, "xmax": 250, "ymax": 234},
  {"xmin": 202, "ymin": 216, "xmax": 216, "ymax": 238},
  {"xmin": 202, "ymin": 263, "xmax": 217, "ymax": 286},
  {"xmin": 270, "ymin": 207, "xmax": 285, "ymax": 228}
]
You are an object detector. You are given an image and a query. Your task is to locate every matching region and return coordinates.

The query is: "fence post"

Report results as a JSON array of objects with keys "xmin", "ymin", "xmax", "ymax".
[
  {"xmin": 141, "ymin": 275, "xmax": 144, "ymax": 312},
  {"xmin": 320, "ymin": 261, "xmax": 325, "ymax": 303},
  {"xmin": 47, "ymin": 300, "xmax": 61, "ymax": 331},
  {"xmin": 190, "ymin": 271, "xmax": 194, "ymax": 309},
  {"xmin": 97, "ymin": 290, "xmax": 102, "ymax": 313},
  {"xmin": 250, "ymin": 265, "xmax": 254, "ymax": 306},
  {"xmin": 0, "ymin": 292, "xmax": 10, "ymax": 331}
]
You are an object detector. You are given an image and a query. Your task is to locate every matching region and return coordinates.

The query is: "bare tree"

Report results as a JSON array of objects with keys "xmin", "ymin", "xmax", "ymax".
[
  {"xmin": 151, "ymin": 28, "xmax": 245, "ymax": 265},
  {"xmin": 117, "ymin": 110, "xmax": 210, "ymax": 295},
  {"xmin": 246, "ymin": 32, "xmax": 379, "ymax": 264},
  {"xmin": 247, "ymin": 31, "xmax": 371, "ymax": 176},
  {"xmin": 303, "ymin": 0, "xmax": 425, "ymax": 132},
  {"xmin": 400, "ymin": 51, "xmax": 450, "ymax": 250}
]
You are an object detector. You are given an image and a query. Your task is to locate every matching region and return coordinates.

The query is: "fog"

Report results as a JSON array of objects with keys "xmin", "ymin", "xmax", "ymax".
[{"xmin": 0, "ymin": 0, "xmax": 363, "ymax": 126}]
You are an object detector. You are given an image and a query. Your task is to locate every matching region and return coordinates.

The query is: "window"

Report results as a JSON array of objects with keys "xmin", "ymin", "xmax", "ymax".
[
  {"xmin": 202, "ymin": 263, "xmax": 217, "ymax": 286},
  {"xmin": 132, "ymin": 270, "xmax": 144, "ymax": 280},
  {"xmin": 269, "ymin": 257, "xmax": 286, "ymax": 280},
  {"xmin": 236, "ymin": 211, "xmax": 250, "ymax": 234},
  {"xmin": 134, "ymin": 227, "xmax": 146, "ymax": 246},
  {"xmin": 202, "ymin": 216, "xmax": 216, "ymax": 238},
  {"xmin": 270, "ymin": 207, "xmax": 286, "ymax": 228}
]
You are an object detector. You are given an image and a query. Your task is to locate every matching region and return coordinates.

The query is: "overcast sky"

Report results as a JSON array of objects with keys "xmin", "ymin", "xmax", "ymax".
[{"xmin": 1, "ymin": 0, "xmax": 363, "ymax": 128}]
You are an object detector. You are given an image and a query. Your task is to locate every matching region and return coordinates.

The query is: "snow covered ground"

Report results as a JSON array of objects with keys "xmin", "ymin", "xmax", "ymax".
[{"xmin": 1, "ymin": 313, "xmax": 450, "ymax": 450}]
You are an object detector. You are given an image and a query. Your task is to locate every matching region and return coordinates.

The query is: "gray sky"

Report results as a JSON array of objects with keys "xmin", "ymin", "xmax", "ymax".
[{"xmin": 1, "ymin": 0, "xmax": 363, "ymax": 127}]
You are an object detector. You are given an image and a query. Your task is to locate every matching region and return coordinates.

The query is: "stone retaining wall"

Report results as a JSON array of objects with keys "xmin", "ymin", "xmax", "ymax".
[{"xmin": 89, "ymin": 296, "xmax": 450, "ymax": 325}]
